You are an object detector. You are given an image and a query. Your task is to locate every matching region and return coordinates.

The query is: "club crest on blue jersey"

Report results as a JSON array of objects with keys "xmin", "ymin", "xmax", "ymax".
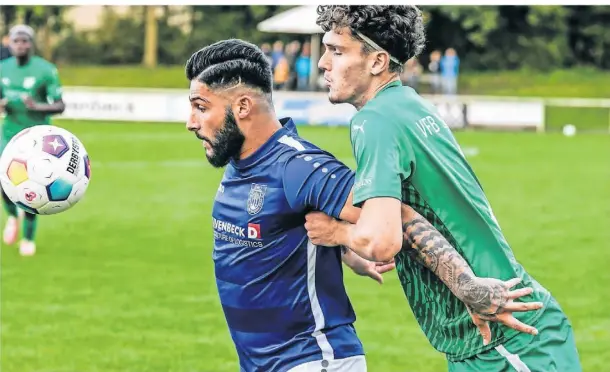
[{"xmin": 247, "ymin": 183, "xmax": 267, "ymax": 215}]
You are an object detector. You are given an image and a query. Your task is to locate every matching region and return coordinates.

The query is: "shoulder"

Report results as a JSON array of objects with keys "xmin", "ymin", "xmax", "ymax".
[
  {"xmin": 279, "ymin": 142, "xmax": 340, "ymax": 180},
  {"xmin": 274, "ymin": 132, "xmax": 326, "ymax": 160},
  {"xmin": 35, "ymin": 57, "xmax": 58, "ymax": 74},
  {"xmin": 350, "ymin": 103, "xmax": 400, "ymax": 136},
  {"xmin": 0, "ymin": 57, "xmax": 14, "ymax": 68}
]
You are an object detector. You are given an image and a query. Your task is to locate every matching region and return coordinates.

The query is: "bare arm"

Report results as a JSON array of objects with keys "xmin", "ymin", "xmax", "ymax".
[
  {"xmin": 399, "ymin": 204, "xmax": 501, "ymax": 314},
  {"xmin": 332, "ymin": 195, "xmax": 489, "ymax": 307},
  {"xmin": 309, "ymin": 193, "xmax": 540, "ymax": 316},
  {"xmin": 333, "ymin": 193, "xmax": 403, "ymax": 263},
  {"xmin": 24, "ymin": 97, "xmax": 65, "ymax": 115},
  {"xmin": 306, "ymin": 194, "xmax": 543, "ymax": 343}
]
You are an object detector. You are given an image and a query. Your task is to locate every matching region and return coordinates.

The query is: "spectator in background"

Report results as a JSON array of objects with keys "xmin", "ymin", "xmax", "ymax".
[
  {"xmin": 271, "ymin": 40, "xmax": 285, "ymax": 71},
  {"xmin": 428, "ymin": 50, "xmax": 441, "ymax": 94},
  {"xmin": 285, "ymin": 40, "xmax": 301, "ymax": 90},
  {"xmin": 260, "ymin": 42, "xmax": 272, "ymax": 65},
  {"xmin": 401, "ymin": 58, "xmax": 423, "ymax": 92},
  {"xmin": 295, "ymin": 42, "xmax": 311, "ymax": 91},
  {"xmin": 440, "ymin": 47, "xmax": 460, "ymax": 95},
  {"xmin": 0, "ymin": 35, "xmax": 11, "ymax": 61},
  {"xmin": 273, "ymin": 55, "xmax": 290, "ymax": 90}
]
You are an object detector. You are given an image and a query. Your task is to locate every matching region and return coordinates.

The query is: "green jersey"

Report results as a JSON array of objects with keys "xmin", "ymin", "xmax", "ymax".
[
  {"xmin": 350, "ymin": 80, "xmax": 551, "ymax": 361},
  {"xmin": 0, "ymin": 56, "xmax": 63, "ymax": 140}
]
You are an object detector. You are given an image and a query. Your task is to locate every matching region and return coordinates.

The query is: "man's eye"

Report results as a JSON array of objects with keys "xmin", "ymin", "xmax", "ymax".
[{"xmin": 197, "ymin": 105, "xmax": 206, "ymax": 112}]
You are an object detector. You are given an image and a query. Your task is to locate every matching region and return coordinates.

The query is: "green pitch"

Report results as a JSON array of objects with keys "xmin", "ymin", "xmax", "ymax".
[{"xmin": 1, "ymin": 120, "xmax": 609, "ymax": 372}]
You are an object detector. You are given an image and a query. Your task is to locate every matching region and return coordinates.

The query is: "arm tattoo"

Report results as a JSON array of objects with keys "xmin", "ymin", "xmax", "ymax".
[{"xmin": 401, "ymin": 216, "xmax": 506, "ymax": 315}]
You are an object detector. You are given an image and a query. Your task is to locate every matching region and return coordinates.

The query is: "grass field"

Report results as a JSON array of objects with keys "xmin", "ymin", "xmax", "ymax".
[{"xmin": 1, "ymin": 120, "xmax": 609, "ymax": 372}]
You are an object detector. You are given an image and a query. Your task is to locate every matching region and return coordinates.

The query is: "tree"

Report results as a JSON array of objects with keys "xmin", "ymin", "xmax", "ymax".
[
  {"xmin": 142, "ymin": 5, "xmax": 159, "ymax": 68},
  {"xmin": 567, "ymin": 6, "xmax": 610, "ymax": 69},
  {"xmin": 0, "ymin": 6, "xmax": 17, "ymax": 36}
]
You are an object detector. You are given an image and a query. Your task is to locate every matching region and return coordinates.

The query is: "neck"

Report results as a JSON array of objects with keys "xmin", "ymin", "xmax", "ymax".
[
  {"xmin": 353, "ymin": 74, "xmax": 400, "ymax": 111},
  {"xmin": 238, "ymin": 112, "xmax": 283, "ymax": 160},
  {"xmin": 17, "ymin": 55, "xmax": 30, "ymax": 66}
]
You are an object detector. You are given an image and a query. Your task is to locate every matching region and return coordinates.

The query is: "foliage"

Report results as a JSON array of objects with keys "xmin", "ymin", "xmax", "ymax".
[{"xmin": 1, "ymin": 5, "xmax": 608, "ymax": 71}]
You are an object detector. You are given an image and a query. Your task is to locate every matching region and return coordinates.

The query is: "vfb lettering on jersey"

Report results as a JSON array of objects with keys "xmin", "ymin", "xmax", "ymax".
[{"xmin": 415, "ymin": 115, "xmax": 449, "ymax": 138}]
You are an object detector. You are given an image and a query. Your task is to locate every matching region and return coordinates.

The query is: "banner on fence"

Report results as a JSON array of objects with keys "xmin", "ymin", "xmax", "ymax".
[{"xmin": 59, "ymin": 87, "xmax": 544, "ymax": 130}]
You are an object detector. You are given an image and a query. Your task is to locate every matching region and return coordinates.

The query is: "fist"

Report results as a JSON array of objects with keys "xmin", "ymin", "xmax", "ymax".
[{"xmin": 304, "ymin": 212, "xmax": 339, "ymax": 246}]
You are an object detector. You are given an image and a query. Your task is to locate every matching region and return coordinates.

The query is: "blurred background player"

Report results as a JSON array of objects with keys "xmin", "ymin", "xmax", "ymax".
[
  {"xmin": 0, "ymin": 25, "xmax": 66, "ymax": 256},
  {"xmin": 310, "ymin": 5, "xmax": 581, "ymax": 372}
]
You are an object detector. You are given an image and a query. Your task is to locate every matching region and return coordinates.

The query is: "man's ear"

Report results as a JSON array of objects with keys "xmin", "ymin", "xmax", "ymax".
[
  {"xmin": 370, "ymin": 51, "xmax": 390, "ymax": 76},
  {"xmin": 234, "ymin": 94, "xmax": 254, "ymax": 119}
]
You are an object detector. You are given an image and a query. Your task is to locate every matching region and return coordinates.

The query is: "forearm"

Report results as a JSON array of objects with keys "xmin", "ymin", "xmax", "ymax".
[
  {"xmin": 340, "ymin": 246, "xmax": 358, "ymax": 267},
  {"xmin": 400, "ymin": 208, "xmax": 479, "ymax": 303},
  {"xmin": 32, "ymin": 101, "xmax": 65, "ymax": 114},
  {"xmin": 334, "ymin": 220, "xmax": 384, "ymax": 261}
]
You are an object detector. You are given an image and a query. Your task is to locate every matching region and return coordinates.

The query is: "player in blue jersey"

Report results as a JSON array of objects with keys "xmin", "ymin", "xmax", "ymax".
[
  {"xmin": 185, "ymin": 38, "xmax": 390, "ymax": 372},
  {"xmin": 184, "ymin": 39, "xmax": 541, "ymax": 372}
]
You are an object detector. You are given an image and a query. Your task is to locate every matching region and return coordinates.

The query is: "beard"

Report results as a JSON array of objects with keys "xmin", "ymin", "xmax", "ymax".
[{"xmin": 205, "ymin": 106, "xmax": 246, "ymax": 168}]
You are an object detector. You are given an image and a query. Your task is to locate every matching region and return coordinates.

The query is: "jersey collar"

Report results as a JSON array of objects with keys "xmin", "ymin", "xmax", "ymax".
[
  {"xmin": 377, "ymin": 79, "xmax": 402, "ymax": 96},
  {"xmin": 231, "ymin": 117, "xmax": 296, "ymax": 170}
]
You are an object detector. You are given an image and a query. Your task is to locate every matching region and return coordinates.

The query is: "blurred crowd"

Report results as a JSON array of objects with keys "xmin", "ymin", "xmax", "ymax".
[
  {"xmin": 2, "ymin": 32, "xmax": 461, "ymax": 96},
  {"xmin": 401, "ymin": 48, "xmax": 460, "ymax": 95},
  {"xmin": 261, "ymin": 40, "xmax": 313, "ymax": 92},
  {"xmin": 261, "ymin": 40, "xmax": 461, "ymax": 95}
]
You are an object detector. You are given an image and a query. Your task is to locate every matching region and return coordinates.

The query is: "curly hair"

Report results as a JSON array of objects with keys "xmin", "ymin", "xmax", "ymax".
[
  {"xmin": 316, "ymin": 5, "xmax": 426, "ymax": 73},
  {"xmin": 185, "ymin": 39, "xmax": 273, "ymax": 96}
]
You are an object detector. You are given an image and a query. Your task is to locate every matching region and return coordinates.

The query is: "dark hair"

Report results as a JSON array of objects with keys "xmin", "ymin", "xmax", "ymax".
[
  {"xmin": 316, "ymin": 6, "xmax": 426, "ymax": 73},
  {"xmin": 185, "ymin": 39, "xmax": 273, "ymax": 96}
]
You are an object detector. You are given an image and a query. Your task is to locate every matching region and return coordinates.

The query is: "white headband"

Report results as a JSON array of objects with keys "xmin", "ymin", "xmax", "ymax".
[
  {"xmin": 356, "ymin": 31, "xmax": 402, "ymax": 65},
  {"xmin": 9, "ymin": 25, "xmax": 35, "ymax": 41}
]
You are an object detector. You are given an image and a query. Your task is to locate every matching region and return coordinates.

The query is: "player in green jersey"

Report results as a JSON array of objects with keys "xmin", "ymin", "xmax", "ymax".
[
  {"xmin": 304, "ymin": 6, "xmax": 582, "ymax": 372},
  {"xmin": 0, "ymin": 25, "xmax": 65, "ymax": 256}
]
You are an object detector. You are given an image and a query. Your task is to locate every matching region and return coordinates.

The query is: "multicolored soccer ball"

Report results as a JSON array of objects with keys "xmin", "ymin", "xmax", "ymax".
[{"xmin": 0, "ymin": 125, "xmax": 91, "ymax": 215}]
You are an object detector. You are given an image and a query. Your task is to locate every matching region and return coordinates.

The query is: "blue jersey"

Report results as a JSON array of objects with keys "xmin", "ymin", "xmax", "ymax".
[{"xmin": 212, "ymin": 118, "xmax": 363, "ymax": 372}]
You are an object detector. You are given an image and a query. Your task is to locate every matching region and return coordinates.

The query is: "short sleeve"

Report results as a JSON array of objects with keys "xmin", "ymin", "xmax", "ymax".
[
  {"xmin": 45, "ymin": 66, "xmax": 63, "ymax": 102},
  {"xmin": 350, "ymin": 111, "xmax": 414, "ymax": 207},
  {"xmin": 283, "ymin": 151, "xmax": 355, "ymax": 219}
]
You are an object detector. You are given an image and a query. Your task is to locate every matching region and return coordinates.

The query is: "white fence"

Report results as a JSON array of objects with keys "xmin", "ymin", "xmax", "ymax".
[{"xmin": 58, "ymin": 86, "xmax": 610, "ymax": 132}]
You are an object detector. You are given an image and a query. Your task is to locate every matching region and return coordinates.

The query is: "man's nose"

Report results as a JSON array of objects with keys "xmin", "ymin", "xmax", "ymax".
[{"xmin": 186, "ymin": 116, "xmax": 198, "ymax": 131}]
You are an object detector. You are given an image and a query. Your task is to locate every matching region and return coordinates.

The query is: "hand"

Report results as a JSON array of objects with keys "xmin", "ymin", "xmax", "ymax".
[
  {"xmin": 364, "ymin": 259, "xmax": 396, "ymax": 284},
  {"xmin": 343, "ymin": 249, "xmax": 396, "ymax": 284},
  {"xmin": 304, "ymin": 211, "xmax": 341, "ymax": 246},
  {"xmin": 22, "ymin": 96, "xmax": 38, "ymax": 110},
  {"xmin": 461, "ymin": 277, "xmax": 544, "ymax": 345}
]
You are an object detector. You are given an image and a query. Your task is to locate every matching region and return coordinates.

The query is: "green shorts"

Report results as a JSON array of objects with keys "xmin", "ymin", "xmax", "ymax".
[{"xmin": 448, "ymin": 297, "xmax": 582, "ymax": 372}]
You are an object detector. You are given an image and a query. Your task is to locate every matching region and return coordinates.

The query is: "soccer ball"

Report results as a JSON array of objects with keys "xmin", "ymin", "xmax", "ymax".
[
  {"xmin": 562, "ymin": 124, "xmax": 577, "ymax": 137},
  {"xmin": 0, "ymin": 125, "xmax": 91, "ymax": 215}
]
